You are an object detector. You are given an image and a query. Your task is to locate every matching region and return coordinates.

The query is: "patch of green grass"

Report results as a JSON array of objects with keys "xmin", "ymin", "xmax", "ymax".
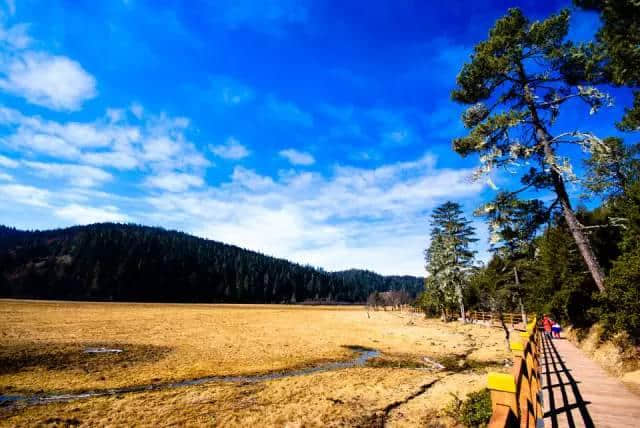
[
  {"xmin": 445, "ymin": 388, "xmax": 492, "ymax": 428},
  {"xmin": 365, "ymin": 357, "xmax": 429, "ymax": 369}
]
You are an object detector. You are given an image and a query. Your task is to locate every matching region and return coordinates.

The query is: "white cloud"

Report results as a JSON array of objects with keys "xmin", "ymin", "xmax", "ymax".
[
  {"xmin": 23, "ymin": 161, "xmax": 112, "ymax": 187},
  {"xmin": 0, "ymin": 154, "xmax": 18, "ymax": 168},
  {"xmin": 231, "ymin": 166, "xmax": 275, "ymax": 190},
  {"xmin": 0, "ymin": 106, "xmax": 209, "ymax": 172},
  {"xmin": 145, "ymin": 172, "xmax": 204, "ymax": 192},
  {"xmin": 130, "ymin": 102, "xmax": 144, "ymax": 119},
  {"xmin": 0, "ymin": 183, "xmax": 50, "ymax": 207},
  {"xmin": 0, "ymin": 22, "xmax": 30, "ymax": 48},
  {"xmin": 82, "ymin": 150, "xmax": 139, "ymax": 170},
  {"xmin": 279, "ymin": 148, "xmax": 315, "ymax": 166},
  {"xmin": 141, "ymin": 154, "xmax": 484, "ymax": 276},
  {"xmin": 0, "ymin": 52, "xmax": 97, "ymax": 111},
  {"xmin": 5, "ymin": 129, "xmax": 82, "ymax": 159},
  {"xmin": 0, "ymin": 150, "xmax": 485, "ymax": 275},
  {"xmin": 210, "ymin": 137, "xmax": 250, "ymax": 159},
  {"xmin": 0, "ymin": 171, "xmax": 13, "ymax": 181},
  {"xmin": 54, "ymin": 204, "xmax": 128, "ymax": 224}
]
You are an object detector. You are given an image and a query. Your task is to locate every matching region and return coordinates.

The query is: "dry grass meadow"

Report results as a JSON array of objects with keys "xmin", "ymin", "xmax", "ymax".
[{"xmin": 0, "ymin": 299, "xmax": 510, "ymax": 427}]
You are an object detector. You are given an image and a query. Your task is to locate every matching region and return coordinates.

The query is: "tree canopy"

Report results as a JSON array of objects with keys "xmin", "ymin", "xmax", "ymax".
[
  {"xmin": 452, "ymin": 7, "xmax": 615, "ymax": 291},
  {"xmin": 575, "ymin": 0, "xmax": 640, "ymax": 130},
  {"xmin": 423, "ymin": 201, "xmax": 477, "ymax": 320}
]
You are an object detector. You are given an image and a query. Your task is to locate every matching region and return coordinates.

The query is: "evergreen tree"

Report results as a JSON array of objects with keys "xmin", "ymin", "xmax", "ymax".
[
  {"xmin": 452, "ymin": 8, "xmax": 613, "ymax": 291},
  {"xmin": 0, "ymin": 223, "xmax": 424, "ymax": 303},
  {"xmin": 574, "ymin": 0, "xmax": 640, "ymax": 130},
  {"xmin": 424, "ymin": 201, "xmax": 477, "ymax": 321},
  {"xmin": 583, "ymin": 137, "xmax": 640, "ymax": 198}
]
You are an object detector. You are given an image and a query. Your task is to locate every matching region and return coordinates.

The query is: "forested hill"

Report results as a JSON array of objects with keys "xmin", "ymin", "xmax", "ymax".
[{"xmin": 0, "ymin": 223, "xmax": 423, "ymax": 303}]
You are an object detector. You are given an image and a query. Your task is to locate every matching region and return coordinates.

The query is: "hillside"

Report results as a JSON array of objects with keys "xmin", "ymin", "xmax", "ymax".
[{"xmin": 0, "ymin": 223, "xmax": 423, "ymax": 303}]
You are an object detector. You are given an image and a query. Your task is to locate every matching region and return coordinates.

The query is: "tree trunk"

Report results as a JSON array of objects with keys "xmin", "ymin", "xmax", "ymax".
[
  {"xmin": 519, "ymin": 297, "xmax": 526, "ymax": 325},
  {"xmin": 537, "ymin": 127, "xmax": 606, "ymax": 292},
  {"xmin": 460, "ymin": 299, "xmax": 466, "ymax": 323},
  {"xmin": 498, "ymin": 312, "xmax": 511, "ymax": 352},
  {"xmin": 513, "ymin": 267, "xmax": 527, "ymax": 324},
  {"xmin": 517, "ymin": 62, "xmax": 606, "ymax": 292}
]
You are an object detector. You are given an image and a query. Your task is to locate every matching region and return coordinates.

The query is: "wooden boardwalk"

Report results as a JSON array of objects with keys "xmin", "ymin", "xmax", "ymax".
[{"xmin": 541, "ymin": 334, "xmax": 640, "ymax": 427}]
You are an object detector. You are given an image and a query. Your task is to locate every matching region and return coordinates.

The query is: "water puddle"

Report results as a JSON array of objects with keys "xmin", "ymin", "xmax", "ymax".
[
  {"xmin": 0, "ymin": 348, "xmax": 379, "ymax": 407},
  {"xmin": 84, "ymin": 348, "xmax": 123, "ymax": 354}
]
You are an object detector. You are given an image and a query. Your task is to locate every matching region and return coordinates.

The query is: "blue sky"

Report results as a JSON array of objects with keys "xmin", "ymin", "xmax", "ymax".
[{"xmin": 0, "ymin": 0, "xmax": 631, "ymax": 275}]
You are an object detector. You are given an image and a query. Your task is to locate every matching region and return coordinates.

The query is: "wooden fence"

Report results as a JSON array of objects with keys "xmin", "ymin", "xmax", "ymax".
[
  {"xmin": 487, "ymin": 317, "xmax": 543, "ymax": 428},
  {"xmin": 468, "ymin": 311, "xmax": 527, "ymax": 326}
]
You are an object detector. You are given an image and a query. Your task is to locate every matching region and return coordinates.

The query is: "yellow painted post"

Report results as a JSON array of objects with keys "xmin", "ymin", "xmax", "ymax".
[
  {"xmin": 487, "ymin": 372, "xmax": 519, "ymax": 423},
  {"xmin": 519, "ymin": 331, "xmax": 533, "ymax": 358},
  {"xmin": 510, "ymin": 340, "xmax": 524, "ymax": 355}
]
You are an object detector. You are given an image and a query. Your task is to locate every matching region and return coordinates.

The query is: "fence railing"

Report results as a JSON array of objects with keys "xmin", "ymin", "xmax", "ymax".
[
  {"xmin": 487, "ymin": 317, "xmax": 542, "ymax": 428},
  {"xmin": 468, "ymin": 311, "xmax": 528, "ymax": 326}
]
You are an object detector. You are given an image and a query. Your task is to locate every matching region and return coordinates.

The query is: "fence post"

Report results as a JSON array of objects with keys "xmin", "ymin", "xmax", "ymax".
[{"xmin": 487, "ymin": 372, "xmax": 519, "ymax": 426}]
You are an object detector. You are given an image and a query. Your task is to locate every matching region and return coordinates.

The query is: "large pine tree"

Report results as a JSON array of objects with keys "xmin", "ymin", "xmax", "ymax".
[
  {"xmin": 424, "ymin": 201, "xmax": 477, "ymax": 321},
  {"xmin": 451, "ymin": 8, "xmax": 613, "ymax": 291}
]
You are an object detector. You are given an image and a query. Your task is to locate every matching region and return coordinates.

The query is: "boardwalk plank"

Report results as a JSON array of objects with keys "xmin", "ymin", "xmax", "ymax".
[{"xmin": 541, "ymin": 334, "xmax": 640, "ymax": 428}]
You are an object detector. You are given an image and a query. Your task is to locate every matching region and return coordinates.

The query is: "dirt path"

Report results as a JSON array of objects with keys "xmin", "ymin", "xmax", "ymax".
[{"xmin": 541, "ymin": 335, "xmax": 640, "ymax": 428}]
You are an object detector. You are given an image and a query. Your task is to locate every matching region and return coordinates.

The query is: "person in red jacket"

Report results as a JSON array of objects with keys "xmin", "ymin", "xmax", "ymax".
[{"xmin": 542, "ymin": 314, "xmax": 553, "ymax": 338}]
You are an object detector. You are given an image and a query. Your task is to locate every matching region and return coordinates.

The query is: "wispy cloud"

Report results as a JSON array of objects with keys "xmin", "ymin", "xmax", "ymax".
[
  {"xmin": 0, "ymin": 22, "xmax": 30, "ymax": 48},
  {"xmin": 318, "ymin": 103, "xmax": 422, "ymax": 149},
  {"xmin": 23, "ymin": 160, "xmax": 112, "ymax": 188},
  {"xmin": 279, "ymin": 148, "xmax": 315, "ymax": 166},
  {"xmin": 145, "ymin": 172, "xmax": 204, "ymax": 192},
  {"xmin": 209, "ymin": 75, "xmax": 253, "ymax": 105},
  {"xmin": 210, "ymin": 137, "xmax": 250, "ymax": 159},
  {"xmin": 141, "ymin": 153, "xmax": 484, "ymax": 275},
  {"xmin": 0, "ymin": 154, "xmax": 18, "ymax": 168},
  {"xmin": 265, "ymin": 96, "xmax": 313, "ymax": 127},
  {"xmin": 216, "ymin": 0, "xmax": 310, "ymax": 35},
  {"xmin": 0, "ymin": 183, "xmax": 50, "ymax": 207},
  {"xmin": 3, "ymin": 0, "xmax": 16, "ymax": 16}
]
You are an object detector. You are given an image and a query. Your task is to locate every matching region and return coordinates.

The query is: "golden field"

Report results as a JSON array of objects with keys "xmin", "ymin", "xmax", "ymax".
[{"xmin": 0, "ymin": 299, "xmax": 510, "ymax": 427}]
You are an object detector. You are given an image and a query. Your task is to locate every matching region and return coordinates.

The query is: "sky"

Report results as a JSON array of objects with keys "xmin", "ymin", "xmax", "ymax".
[{"xmin": 0, "ymin": 0, "xmax": 631, "ymax": 276}]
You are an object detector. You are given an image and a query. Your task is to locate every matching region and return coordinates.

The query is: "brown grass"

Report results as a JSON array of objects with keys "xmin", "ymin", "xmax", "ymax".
[{"xmin": 0, "ymin": 299, "xmax": 510, "ymax": 426}]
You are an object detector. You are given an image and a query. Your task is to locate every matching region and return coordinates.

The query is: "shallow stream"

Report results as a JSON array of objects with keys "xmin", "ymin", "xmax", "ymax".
[{"xmin": 0, "ymin": 348, "xmax": 379, "ymax": 407}]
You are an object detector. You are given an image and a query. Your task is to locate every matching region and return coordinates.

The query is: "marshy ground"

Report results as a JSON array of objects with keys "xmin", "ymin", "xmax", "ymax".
[{"xmin": 0, "ymin": 300, "xmax": 510, "ymax": 426}]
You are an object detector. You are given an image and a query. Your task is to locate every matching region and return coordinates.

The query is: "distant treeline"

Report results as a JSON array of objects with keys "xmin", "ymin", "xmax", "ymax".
[{"xmin": 0, "ymin": 223, "xmax": 423, "ymax": 303}]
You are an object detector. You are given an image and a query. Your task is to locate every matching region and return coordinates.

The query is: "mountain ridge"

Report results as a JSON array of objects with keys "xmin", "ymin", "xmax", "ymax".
[{"xmin": 0, "ymin": 223, "xmax": 423, "ymax": 303}]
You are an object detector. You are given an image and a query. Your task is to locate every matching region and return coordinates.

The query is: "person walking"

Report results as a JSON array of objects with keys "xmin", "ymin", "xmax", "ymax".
[
  {"xmin": 552, "ymin": 320, "xmax": 561, "ymax": 339},
  {"xmin": 542, "ymin": 314, "xmax": 553, "ymax": 338}
]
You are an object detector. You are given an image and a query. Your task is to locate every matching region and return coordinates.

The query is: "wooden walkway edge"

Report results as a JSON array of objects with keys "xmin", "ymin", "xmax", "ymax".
[{"xmin": 541, "ymin": 334, "xmax": 640, "ymax": 427}]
